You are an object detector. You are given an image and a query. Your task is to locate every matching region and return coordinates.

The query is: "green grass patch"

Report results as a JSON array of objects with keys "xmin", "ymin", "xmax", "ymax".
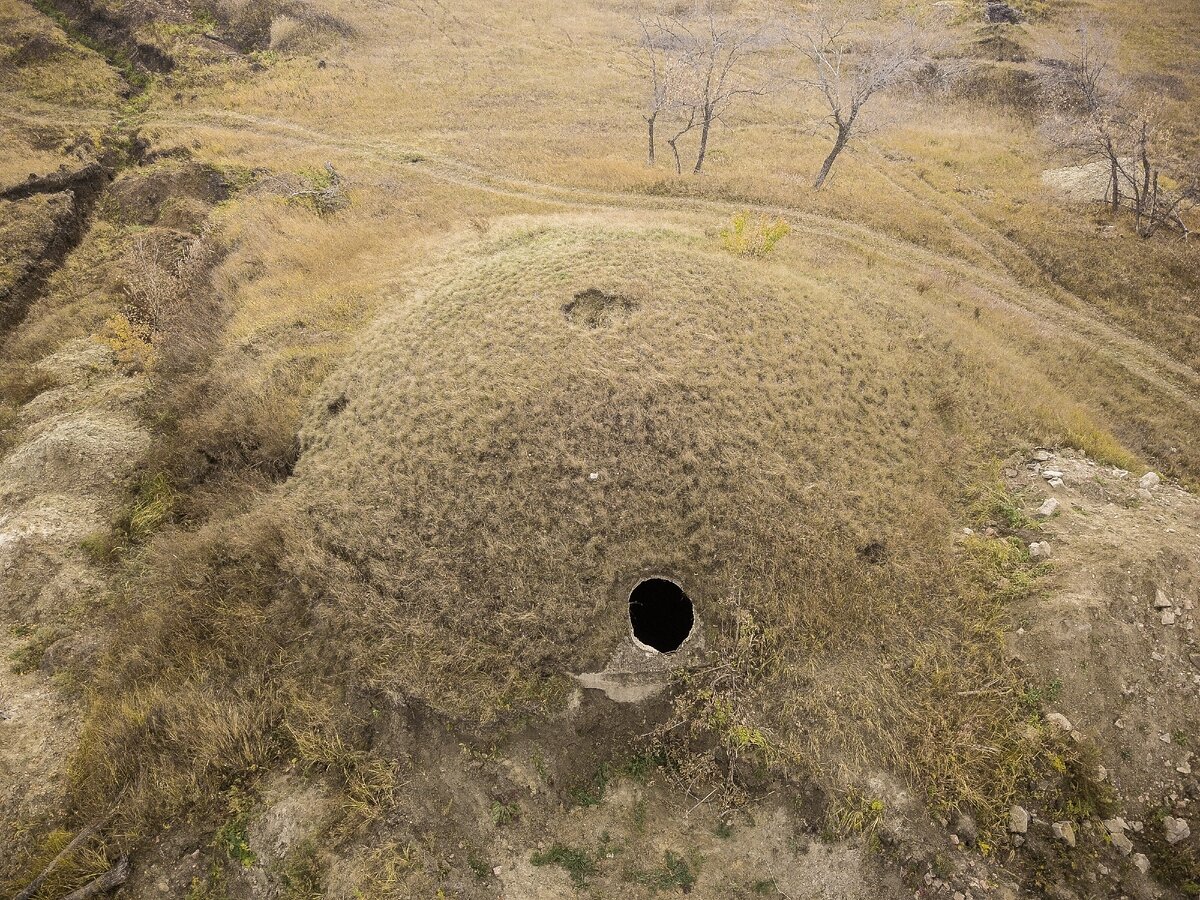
[{"xmin": 530, "ymin": 843, "xmax": 599, "ymax": 888}]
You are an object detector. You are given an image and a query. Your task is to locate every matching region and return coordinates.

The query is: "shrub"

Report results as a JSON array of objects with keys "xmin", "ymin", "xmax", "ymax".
[
  {"xmin": 720, "ymin": 212, "xmax": 790, "ymax": 257},
  {"xmin": 98, "ymin": 311, "xmax": 156, "ymax": 372}
]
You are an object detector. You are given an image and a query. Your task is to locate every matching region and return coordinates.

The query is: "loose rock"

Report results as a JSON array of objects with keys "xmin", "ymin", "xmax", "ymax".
[
  {"xmin": 1163, "ymin": 610, "xmax": 1177, "ymax": 626},
  {"xmin": 1052, "ymin": 821, "xmax": 1076, "ymax": 847},
  {"xmin": 1046, "ymin": 712, "xmax": 1073, "ymax": 732},
  {"xmin": 1029, "ymin": 541, "xmax": 1051, "ymax": 560},
  {"xmin": 1138, "ymin": 471, "xmax": 1161, "ymax": 490},
  {"xmin": 1009, "ymin": 805, "xmax": 1029, "ymax": 834},
  {"xmin": 1154, "ymin": 589, "xmax": 1173, "ymax": 609},
  {"xmin": 1164, "ymin": 816, "xmax": 1191, "ymax": 845},
  {"xmin": 1111, "ymin": 832, "xmax": 1133, "ymax": 855},
  {"xmin": 1133, "ymin": 853, "xmax": 1150, "ymax": 873},
  {"xmin": 1037, "ymin": 498, "xmax": 1059, "ymax": 518}
]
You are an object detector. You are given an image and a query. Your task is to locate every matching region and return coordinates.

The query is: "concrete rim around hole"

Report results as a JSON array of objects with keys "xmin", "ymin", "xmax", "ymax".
[{"xmin": 627, "ymin": 574, "xmax": 695, "ymax": 654}]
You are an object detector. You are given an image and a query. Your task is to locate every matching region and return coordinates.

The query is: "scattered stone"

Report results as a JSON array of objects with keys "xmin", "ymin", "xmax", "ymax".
[
  {"xmin": 1154, "ymin": 589, "xmax": 1173, "ymax": 609},
  {"xmin": 1029, "ymin": 541, "xmax": 1052, "ymax": 560},
  {"xmin": 1103, "ymin": 817, "xmax": 1128, "ymax": 833},
  {"xmin": 1053, "ymin": 821, "xmax": 1077, "ymax": 847},
  {"xmin": 1111, "ymin": 832, "xmax": 1134, "ymax": 855},
  {"xmin": 1042, "ymin": 470, "xmax": 1064, "ymax": 481},
  {"xmin": 587, "ymin": 472, "xmax": 599, "ymax": 482},
  {"xmin": 493, "ymin": 866, "xmax": 503, "ymax": 876},
  {"xmin": 1162, "ymin": 733, "xmax": 1173, "ymax": 744},
  {"xmin": 1037, "ymin": 498, "xmax": 1059, "ymax": 518},
  {"xmin": 1046, "ymin": 712, "xmax": 1073, "ymax": 732},
  {"xmin": 1178, "ymin": 762, "xmax": 1192, "ymax": 775},
  {"xmin": 1133, "ymin": 853, "xmax": 1150, "ymax": 874},
  {"xmin": 1032, "ymin": 449, "xmax": 1053, "ymax": 462},
  {"xmin": 1009, "ymin": 805, "xmax": 1029, "ymax": 834},
  {"xmin": 1164, "ymin": 816, "xmax": 1190, "ymax": 845},
  {"xmin": 1138, "ymin": 471, "xmax": 1161, "ymax": 490},
  {"xmin": 1048, "ymin": 478, "xmax": 1064, "ymax": 488},
  {"xmin": 1163, "ymin": 610, "xmax": 1177, "ymax": 626}
]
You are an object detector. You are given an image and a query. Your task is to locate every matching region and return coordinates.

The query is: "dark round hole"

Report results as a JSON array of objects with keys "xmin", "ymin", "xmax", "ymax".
[{"xmin": 629, "ymin": 578, "xmax": 694, "ymax": 653}]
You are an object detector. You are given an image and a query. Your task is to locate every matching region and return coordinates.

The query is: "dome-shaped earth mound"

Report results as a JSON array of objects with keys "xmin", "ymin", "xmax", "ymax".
[{"xmin": 286, "ymin": 222, "xmax": 1098, "ymax": 792}]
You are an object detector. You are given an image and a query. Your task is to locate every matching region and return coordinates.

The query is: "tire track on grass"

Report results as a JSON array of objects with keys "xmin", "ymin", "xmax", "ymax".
[{"xmin": 149, "ymin": 109, "xmax": 1200, "ymax": 417}]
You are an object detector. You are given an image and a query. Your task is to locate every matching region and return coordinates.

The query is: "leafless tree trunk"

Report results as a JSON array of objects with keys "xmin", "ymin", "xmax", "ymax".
[
  {"xmin": 813, "ymin": 115, "xmax": 855, "ymax": 189},
  {"xmin": 636, "ymin": 16, "xmax": 685, "ymax": 166},
  {"xmin": 791, "ymin": 6, "xmax": 925, "ymax": 190},
  {"xmin": 667, "ymin": 108, "xmax": 698, "ymax": 175},
  {"xmin": 1044, "ymin": 25, "xmax": 1197, "ymax": 238},
  {"xmin": 634, "ymin": 5, "xmax": 763, "ymax": 174}
]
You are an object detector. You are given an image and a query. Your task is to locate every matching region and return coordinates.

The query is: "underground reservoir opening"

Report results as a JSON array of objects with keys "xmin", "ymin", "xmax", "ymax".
[{"xmin": 628, "ymin": 578, "xmax": 694, "ymax": 653}]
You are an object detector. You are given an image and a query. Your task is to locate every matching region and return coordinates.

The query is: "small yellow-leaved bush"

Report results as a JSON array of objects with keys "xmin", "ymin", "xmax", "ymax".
[{"xmin": 721, "ymin": 212, "xmax": 790, "ymax": 257}]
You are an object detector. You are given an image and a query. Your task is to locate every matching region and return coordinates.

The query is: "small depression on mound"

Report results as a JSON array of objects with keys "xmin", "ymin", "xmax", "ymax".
[
  {"xmin": 629, "ymin": 578, "xmax": 694, "ymax": 653},
  {"xmin": 562, "ymin": 287, "xmax": 638, "ymax": 328}
]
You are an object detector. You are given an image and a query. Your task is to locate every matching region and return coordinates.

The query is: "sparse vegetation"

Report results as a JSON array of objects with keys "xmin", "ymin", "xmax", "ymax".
[{"xmin": 531, "ymin": 843, "xmax": 599, "ymax": 887}]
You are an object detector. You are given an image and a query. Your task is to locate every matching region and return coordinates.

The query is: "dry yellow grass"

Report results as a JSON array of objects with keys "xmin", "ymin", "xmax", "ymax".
[{"xmin": 3, "ymin": 0, "xmax": 1199, "ymax": 892}]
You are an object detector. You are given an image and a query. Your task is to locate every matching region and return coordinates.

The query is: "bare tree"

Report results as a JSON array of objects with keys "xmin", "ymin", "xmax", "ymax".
[
  {"xmin": 791, "ymin": 5, "xmax": 925, "ymax": 189},
  {"xmin": 635, "ymin": 5, "xmax": 765, "ymax": 175},
  {"xmin": 681, "ymin": 10, "xmax": 765, "ymax": 174},
  {"xmin": 635, "ymin": 16, "xmax": 688, "ymax": 166},
  {"xmin": 1065, "ymin": 101, "xmax": 1197, "ymax": 237},
  {"xmin": 1045, "ymin": 24, "xmax": 1197, "ymax": 237}
]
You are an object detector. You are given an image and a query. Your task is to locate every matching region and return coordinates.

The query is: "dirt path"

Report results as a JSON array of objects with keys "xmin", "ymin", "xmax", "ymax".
[{"xmin": 148, "ymin": 109, "xmax": 1200, "ymax": 420}]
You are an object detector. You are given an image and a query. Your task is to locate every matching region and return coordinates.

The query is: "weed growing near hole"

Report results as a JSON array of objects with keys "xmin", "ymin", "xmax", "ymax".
[
  {"xmin": 117, "ymin": 472, "xmax": 178, "ymax": 543},
  {"xmin": 275, "ymin": 841, "xmax": 327, "ymax": 899},
  {"xmin": 1019, "ymin": 678, "xmax": 1063, "ymax": 711},
  {"xmin": 489, "ymin": 800, "xmax": 518, "ymax": 827},
  {"xmin": 720, "ymin": 212, "xmax": 789, "ymax": 257},
  {"xmin": 98, "ymin": 311, "xmax": 156, "ymax": 372},
  {"xmin": 826, "ymin": 789, "xmax": 886, "ymax": 839},
  {"xmin": 214, "ymin": 787, "xmax": 257, "ymax": 867},
  {"xmin": 968, "ymin": 479, "xmax": 1040, "ymax": 532}
]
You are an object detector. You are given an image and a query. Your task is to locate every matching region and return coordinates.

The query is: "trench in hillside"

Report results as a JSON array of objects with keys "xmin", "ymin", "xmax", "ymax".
[
  {"xmin": 2, "ymin": 0, "xmax": 167, "ymax": 338},
  {"xmin": 32, "ymin": 0, "xmax": 175, "ymax": 82},
  {"xmin": 0, "ymin": 165, "xmax": 113, "ymax": 334}
]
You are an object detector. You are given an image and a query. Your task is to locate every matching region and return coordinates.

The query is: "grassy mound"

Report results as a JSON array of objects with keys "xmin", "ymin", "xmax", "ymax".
[
  {"xmin": 279, "ymin": 220, "xmax": 1089, "ymax": 821},
  {"xmin": 51, "ymin": 219, "xmax": 1129, "ymax": 865}
]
